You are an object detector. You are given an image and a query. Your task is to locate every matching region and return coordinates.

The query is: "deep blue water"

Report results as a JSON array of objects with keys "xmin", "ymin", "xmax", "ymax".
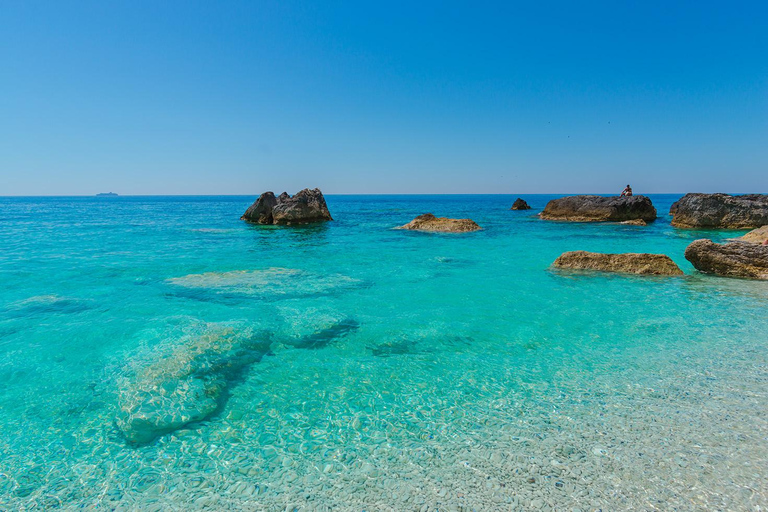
[{"xmin": 0, "ymin": 194, "xmax": 766, "ymax": 510}]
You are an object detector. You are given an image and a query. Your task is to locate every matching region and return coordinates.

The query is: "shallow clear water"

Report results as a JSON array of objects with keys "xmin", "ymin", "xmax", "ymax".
[{"xmin": 1, "ymin": 194, "xmax": 767, "ymax": 511}]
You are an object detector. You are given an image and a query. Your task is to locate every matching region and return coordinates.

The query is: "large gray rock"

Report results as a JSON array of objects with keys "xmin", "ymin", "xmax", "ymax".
[
  {"xmin": 241, "ymin": 188, "xmax": 332, "ymax": 225},
  {"xmin": 669, "ymin": 193, "xmax": 768, "ymax": 229},
  {"xmin": 553, "ymin": 251, "xmax": 683, "ymax": 276},
  {"xmin": 684, "ymin": 239, "xmax": 768, "ymax": 279},
  {"xmin": 396, "ymin": 213, "xmax": 481, "ymax": 233},
  {"xmin": 540, "ymin": 195, "xmax": 657, "ymax": 222}
]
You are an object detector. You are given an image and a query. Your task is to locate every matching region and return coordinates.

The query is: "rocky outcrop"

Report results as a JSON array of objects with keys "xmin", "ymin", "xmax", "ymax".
[
  {"xmin": 669, "ymin": 193, "xmax": 768, "ymax": 229},
  {"xmin": 620, "ymin": 219, "xmax": 647, "ymax": 226},
  {"xmin": 684, "ymin": 239, "xmax": 768, "ymax": 279},
  {"xmin": 241, "ymin": 188, "xmax": 332, "ymax": 225},
  {"xmin": 540, "ymin": 195, "xmax": 657, "ymax": 222},
  {"xmin": 553, "ymin": 251, "xmax": 683, "ymax": 276},
  {"xmin": 511, "ymin": 198, "xmax": 531, "ymax": 210},
  {"xmin": 737, "ymin": 225, "xmax": 768, "ymax": 244},
  {"xmin": 396, "ymin": 213, "xmax": 481, "ymax": 233}
]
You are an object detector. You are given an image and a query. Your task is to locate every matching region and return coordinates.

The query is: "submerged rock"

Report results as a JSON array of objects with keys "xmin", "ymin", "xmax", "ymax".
[
  {"xmin": 669, "ymin": 193, "xmax": 768, "ymax": 229},
  {"xmin": 737, "ymin": 225, "xmax": 768, "ymax": 244},
  {"xmin": 553, "ymin": 251, "xmax": 683, "ymax": 276},
  {"xmin": 540, "ymin": 195, "xmax": 657, "ymax": 222},
  {"xmin": 241, "ymin": 188, "xmax": 332, "ymax": 225},
  {"xmin": 684, "ymin": 239, "xmax": 768, "ymax": 279},
  {"xmin": 116, "ymin": 316, "xmax": 360, "ymax": 445},
  {"xmin": 116, "ymin": 327, "xmax": 272, "ymax": 445},
  {"xmin": 166, "ymin": 268, "xmax": 360, "ymax": 301},
  {"xmin": 620, "ymin": 219, "xmax": 647, "ymax": 226},
  {"xmin": 396, "ymin": 213, "xmax": 481, "ymax": 233},
  {"xmin": 511, "ymin": 198, "xmax": 531, "ymax": 210}
]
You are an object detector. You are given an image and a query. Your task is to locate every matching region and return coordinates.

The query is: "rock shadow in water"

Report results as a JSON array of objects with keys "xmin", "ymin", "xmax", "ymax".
[
  {"xmin": 3, "ymin": 295, "xmax": 91, "ymax": 319},
  {"xmin": 283, "ymin": 318, "xmax": 359, "ymax": 350}
]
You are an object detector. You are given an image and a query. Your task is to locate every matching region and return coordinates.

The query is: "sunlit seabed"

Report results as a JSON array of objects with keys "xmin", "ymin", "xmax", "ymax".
[{"xmin": 0, "ymin": 195, "xmax": 766, "ymax": 511}]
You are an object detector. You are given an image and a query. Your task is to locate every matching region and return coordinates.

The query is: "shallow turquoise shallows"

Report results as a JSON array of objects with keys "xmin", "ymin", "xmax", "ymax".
[{"xmin": 1, "ymin": 195, "xmax": 767, "ymax": 511}]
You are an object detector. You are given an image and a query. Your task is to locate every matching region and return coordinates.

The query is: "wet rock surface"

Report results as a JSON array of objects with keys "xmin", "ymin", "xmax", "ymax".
[
  {"xmin": 396, "ymin": 213, "xmax": 481, "ymax": 233},
  {"xmin": 511, "ymin": 198, "xmax": 531, "ymax": 210},
  {"xmin": 684, "ymin": 239, "xmax": 768, "ymax": 279},
  {"xmin": 553, "ymin": 251, "xmax": 683, "ymax": 276},
  {"xmin": 540, "ymin": 195, "xmax": 657, "ymax": 222},
  {"xmin": 241, "ymin": 188, "xmax": 332, "ymax": 225},
  {"xmin": 670, "ymin": 193, "xmax": 768, "ymax": 229}
]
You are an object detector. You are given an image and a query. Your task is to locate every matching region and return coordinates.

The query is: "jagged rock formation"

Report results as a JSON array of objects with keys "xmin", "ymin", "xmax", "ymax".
[
  {"xmin": 684, "ymin": 239, "xmax": 768, "ymax": 279},
  {"xmin": 540, "ymin": 195, "xmax": 657, "ymax": 222},
  {"xmin": 511, "ymin": 198, "xmax": 531, "ymax": 210},
  {"xmin": 553, "ymin": 251, "xmax": 683, "ymax": 276},
  {"xmin": 669, "ymin": 193, "xmax": 768, "ymax": 229},
  {"xmin": 241, "ymin": 188, "xmax": 332, "ymax": 225},
  {"xmin": 396, "ymin": 213, "xmax": 481, "ymax": 233}
]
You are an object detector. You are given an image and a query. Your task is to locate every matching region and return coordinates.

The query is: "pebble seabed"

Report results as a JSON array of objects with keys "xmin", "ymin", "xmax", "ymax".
[{"xmin": 1, "ymin": 195, "xmax": 767, "ymax": 511}]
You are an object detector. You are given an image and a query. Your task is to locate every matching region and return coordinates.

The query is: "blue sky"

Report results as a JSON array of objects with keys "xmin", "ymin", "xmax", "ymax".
[{"xmin": 1, "ymin": 1, "xmax": 767, "ymax": 195}]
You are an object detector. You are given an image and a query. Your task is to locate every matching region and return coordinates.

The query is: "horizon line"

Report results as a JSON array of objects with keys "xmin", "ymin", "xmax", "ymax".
[{"xmin": 2, "ymin": 191, "xmax": 763, "ymax": 198}]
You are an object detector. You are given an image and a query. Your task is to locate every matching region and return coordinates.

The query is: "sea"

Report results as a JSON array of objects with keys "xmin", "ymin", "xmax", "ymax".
[{"xmin": 0, "ymin": 194, "xmax": 766, "ymax": 511}]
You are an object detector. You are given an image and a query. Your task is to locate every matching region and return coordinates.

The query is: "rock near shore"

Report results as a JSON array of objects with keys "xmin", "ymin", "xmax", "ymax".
[
  {"xmin": 396, "ymin": 213, "xmax": 481, "ymax": 233},
  {"xmin": 669, "ymin": 193, "xmax": 768, "ymax": 229},
  {"xmin": 540, "ymin": 195, "xmax": 657, "ymax": 222},
  {"xmin": 553, "ymin": 251, "xmax": 683, "ymax": 276},
  {"xmin": 511, "ymin": 198, "xmax": 531, "ymax": 210},
  {"xmin": 684, "ymin": 239, "xmax": 768, "ymax": 279},
  {"xmin": 241, "ymin": 188, "xmax": 332, "ymax": 225},
  {"xmin": 738, "ymin": 225, "xmax": 768, "ymax": 244}
]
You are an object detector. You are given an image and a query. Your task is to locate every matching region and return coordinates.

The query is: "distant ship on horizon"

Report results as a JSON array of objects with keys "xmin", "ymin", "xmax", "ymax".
[{"xmin": 96, "ymin": 192, "xmax": 118, "ymax": 197}]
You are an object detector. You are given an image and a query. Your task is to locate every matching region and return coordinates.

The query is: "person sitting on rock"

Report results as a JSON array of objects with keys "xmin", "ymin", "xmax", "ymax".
[{"xmin": 620, "ymin": 184, "xmax": 633, "ymax": 197}]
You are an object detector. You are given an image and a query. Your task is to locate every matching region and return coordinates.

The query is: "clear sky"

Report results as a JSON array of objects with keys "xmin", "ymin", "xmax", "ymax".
[{"xmin": 1, "ymin": 1, "xmax": 767, "ymax": 195}]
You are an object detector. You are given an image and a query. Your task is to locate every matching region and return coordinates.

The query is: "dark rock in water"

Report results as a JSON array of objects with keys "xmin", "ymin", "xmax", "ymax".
[
  {"xmin": 511, "ymin": 198, "xmax": 531, "ymax": 210},
  {"xmin": 396, "ymin": 213, "xmax": 481, "ymax": 233},
  {"xmin": 284, "ymin": 318, "xmax": 359, "ymax": 350},
  {"xmin": 540, "ymin": 195, "xmax": 657, "ymax": 222},
  {"xmin": 241, "ymin": 192, "xmax": 278, "ymax": 224},
  {"xmin": 684, "ymin": 239, "xmax": 768, "ymax": 279},
  {"xmin": 116, "ymin": 329, "xmax": 272, "ymax": 445},
  {"xmin": 241, "ymin": 188, "xmax": 332, "ymax": 225},
  {"xmin": 670, "ymin": 193, "xmax": 768, "ymax": 229},
  {"xmin": 553, "ymin": 251, "xmax": 683, "ymax": 276}
]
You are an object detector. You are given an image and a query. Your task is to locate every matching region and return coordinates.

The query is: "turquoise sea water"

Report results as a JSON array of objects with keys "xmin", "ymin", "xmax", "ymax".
[{"xmin": 1, "ymin": 194, "xmax": 767, "ymax": 511}]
